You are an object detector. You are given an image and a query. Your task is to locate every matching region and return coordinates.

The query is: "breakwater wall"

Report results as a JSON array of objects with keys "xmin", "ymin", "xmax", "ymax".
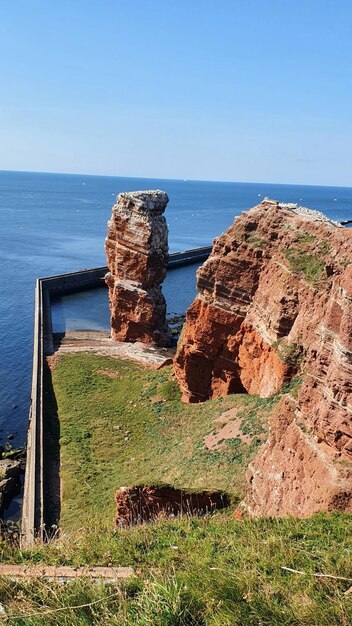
[
  {"xmin": 21, "ymin": 280, "xmax": 44, "ymax": 545},
  {"xmin": 40, "ymin": 246, "xmax": 213, "ymax": 296},
  {"xmin": 21, "ymin": 246, "xmax": 211, "ymax": 546}
]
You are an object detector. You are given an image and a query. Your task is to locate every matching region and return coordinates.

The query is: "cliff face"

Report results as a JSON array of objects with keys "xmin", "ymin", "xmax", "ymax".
[
  {"xmin": 174, "ymin": 199, "xmax": 352, "ymax": 515},
  {"xmin": 105, "ymin": 191, "xmax": 172, "ymax": 346}
]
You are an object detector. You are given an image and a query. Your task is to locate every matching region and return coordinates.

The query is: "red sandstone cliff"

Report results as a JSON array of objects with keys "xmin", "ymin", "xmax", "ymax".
[
  {"xmin": 174, "ymin": 199, "xmax": 352, "ymax": 516},
  {"xmin": 105, "ymin": 190, "xmax": 172, "ymax": 346}
]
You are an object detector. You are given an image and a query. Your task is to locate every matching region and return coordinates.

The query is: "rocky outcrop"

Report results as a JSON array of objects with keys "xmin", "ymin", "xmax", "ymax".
[
  {"xmin": 105, "ymin": 191, "xmax": 172, "ymax": 346},
  {"xmin": 0, "ymin": 459, "xmax": 21, "ymax": 514},
  {"xmin": 174, "ymin": 199, "xmax": 352, "ymax": 516},
  {"xmin": 115, "ymin": 485, "xmax": 229, "ymax": 526}
]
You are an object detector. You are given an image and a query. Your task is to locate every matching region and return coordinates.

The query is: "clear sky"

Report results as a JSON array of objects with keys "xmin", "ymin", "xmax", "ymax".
[{"xmin": 1, "ymin": 0, "xmax": 352, "ymax": 185}]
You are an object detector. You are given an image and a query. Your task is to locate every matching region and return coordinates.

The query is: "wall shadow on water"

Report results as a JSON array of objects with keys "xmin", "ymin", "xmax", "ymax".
[{"xmin": 43, "ymin": 359, "xmax": 61, "ymax": 534}]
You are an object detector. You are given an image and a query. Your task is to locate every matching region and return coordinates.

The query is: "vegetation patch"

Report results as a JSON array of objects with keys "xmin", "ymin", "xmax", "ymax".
[
  {"xmin": 9, "ymin": 356, "xmax": 346, "ymax": 624},
  {"xmin": 284, "ymin": 248, "xmax": 325, "ymax": 283},
  {"xmin": 0, "ymin": 511, "xmax": 351, "ymax": 624},
  {"xmin": 296, "ymin": 233, "xmax": 317, "ymax": 244},
  {"xmin": 50, "ymin": 353, "xmax": 280, "ymax": 531},
  {"xmin": 283, "ymin": 376, "xmax": 303, "ymax": 398},
  {"xmin": 272, "ymin": 340, "xmax": 304, "ymax": 368},
  {"xmin": 0, "ymin": 357, "xmax": 348, "ymax": 623},
  {"xmin": 245, "ymin": 233, "xmax": 268, "ymax": 248},
  {"xmin": 47, "ymin": 356, "xmax": 308, "ymax": 532},
  {"xmin": 284, "ymin": 234, "xmax": 331, "ymax": 284}
]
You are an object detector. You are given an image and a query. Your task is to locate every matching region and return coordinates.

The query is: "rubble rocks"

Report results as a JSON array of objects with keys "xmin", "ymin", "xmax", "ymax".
[{"xmin": 0, "ymin": 459, "xmax": 21, "ymax": 514}]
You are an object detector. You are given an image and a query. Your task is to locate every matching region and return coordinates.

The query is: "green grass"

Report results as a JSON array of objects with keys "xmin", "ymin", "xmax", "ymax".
[
  {"xmin": 50, "ymin": 353, "xmax": 280, "ymax": 531},
  {"xmin": 284, "ymin": 248, "xmax": 325, "ymax": 283},
  {"xmin": 271, "ymin": 340, "xmax": 304, "ymax": 368},
  {"xmin": 283, "ymin": 234, "xmax": 331, "ymax": 284},
  {"xmin": 245, "ymin": 233, "xmax": 268, "ymax": 248},
  {"xmin": 0, "ymin": 511, "xmax": 351, "ymax": 624},
  {"xmin": 0, "ymin": 355, "xmax": 350, "ymax": 624}
]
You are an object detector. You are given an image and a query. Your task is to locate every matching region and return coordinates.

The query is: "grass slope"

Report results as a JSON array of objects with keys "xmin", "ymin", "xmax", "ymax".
[
  {"xmin": 51, "ymin": 352, "xmax": 278, "ymax": 531},
  {"xmin": 0, "ymin": 512, "xmax": 351, "ymax": 624},
  {"xmin": 1, "ymin": 353, "xmax": 349, "ymax": 624},
  {"xmin": 283, "ymin": 233, "xmax": 331, "ymax": 285}
]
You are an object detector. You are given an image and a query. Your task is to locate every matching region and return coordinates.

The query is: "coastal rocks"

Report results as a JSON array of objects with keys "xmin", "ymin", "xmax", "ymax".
[
  {"xmin": 174, "ymin": 198, "xmax": 352, "ymax": 516},
  {"xmin": 0, "ymin": 459, "xmax": 21, "ymax": 480},
  {"xmin": 0, "ymin": 459, "xmax": 21, "ymax": 515},
  {"xmin": 115, "ymin": 485, "xmax": 229, "ymax": 526},
  {"xmin": 105, "ymin": 191, "xmax": 172, "ymax": 347}
]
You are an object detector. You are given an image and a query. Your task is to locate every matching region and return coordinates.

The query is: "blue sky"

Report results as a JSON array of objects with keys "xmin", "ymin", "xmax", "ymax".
[{"xmin": 1, "ymin": 0, "xmax": 352, "ymax": 185}]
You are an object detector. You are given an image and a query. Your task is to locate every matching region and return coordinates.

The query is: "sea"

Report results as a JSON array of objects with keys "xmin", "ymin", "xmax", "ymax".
[{"xmin": 1, "ymin": 170, "xmax": 352, "ymax": 453}]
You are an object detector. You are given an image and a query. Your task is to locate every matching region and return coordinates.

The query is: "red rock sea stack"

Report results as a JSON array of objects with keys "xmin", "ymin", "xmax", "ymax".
[
  {"xmin": 105, "ymin": 190, "xmax": 172, "ymax": 347},
  {"xmin": 174, "ymin": 198, "xmax": 352, "ymax": 516}
]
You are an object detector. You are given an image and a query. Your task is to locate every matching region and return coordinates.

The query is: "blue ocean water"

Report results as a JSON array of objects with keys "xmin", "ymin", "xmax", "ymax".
[{"xmin": 1, "ymin": 170, "xmax": 352, "ymax": 446}]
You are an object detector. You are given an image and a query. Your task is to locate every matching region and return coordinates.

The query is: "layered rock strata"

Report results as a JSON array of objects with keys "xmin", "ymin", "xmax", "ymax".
[
  {"xmin": 174, "ymin": 198, "xmax": 352, "ymax": 515},
  {"xmin": 105, "ymin": 191, "xmax": 172, "ymax": 346}
]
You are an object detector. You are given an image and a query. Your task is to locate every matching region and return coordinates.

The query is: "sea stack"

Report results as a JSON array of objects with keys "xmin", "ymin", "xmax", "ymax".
[
  {"xmin": 105, "ymin": 190, "xmax": 172, "ymax": 346},
  {"xmin": 174, "ymin": 198, "xmax": 352, "ymax": 516}
]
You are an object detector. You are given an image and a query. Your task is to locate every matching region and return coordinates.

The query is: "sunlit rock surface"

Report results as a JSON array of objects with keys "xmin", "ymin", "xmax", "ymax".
[
  {"xmin": 174, "ymin": 198, "xmax": 352, "ymax": 516},
  {"xmin": 105, "ymin": 190, "xmax": 172, "ymax": 346}
]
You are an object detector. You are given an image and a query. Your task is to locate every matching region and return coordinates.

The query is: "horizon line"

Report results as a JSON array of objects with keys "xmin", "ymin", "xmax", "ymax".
[{"xmin": 0, "ymin": 168, "xmax": 351, "ymax": 191}]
